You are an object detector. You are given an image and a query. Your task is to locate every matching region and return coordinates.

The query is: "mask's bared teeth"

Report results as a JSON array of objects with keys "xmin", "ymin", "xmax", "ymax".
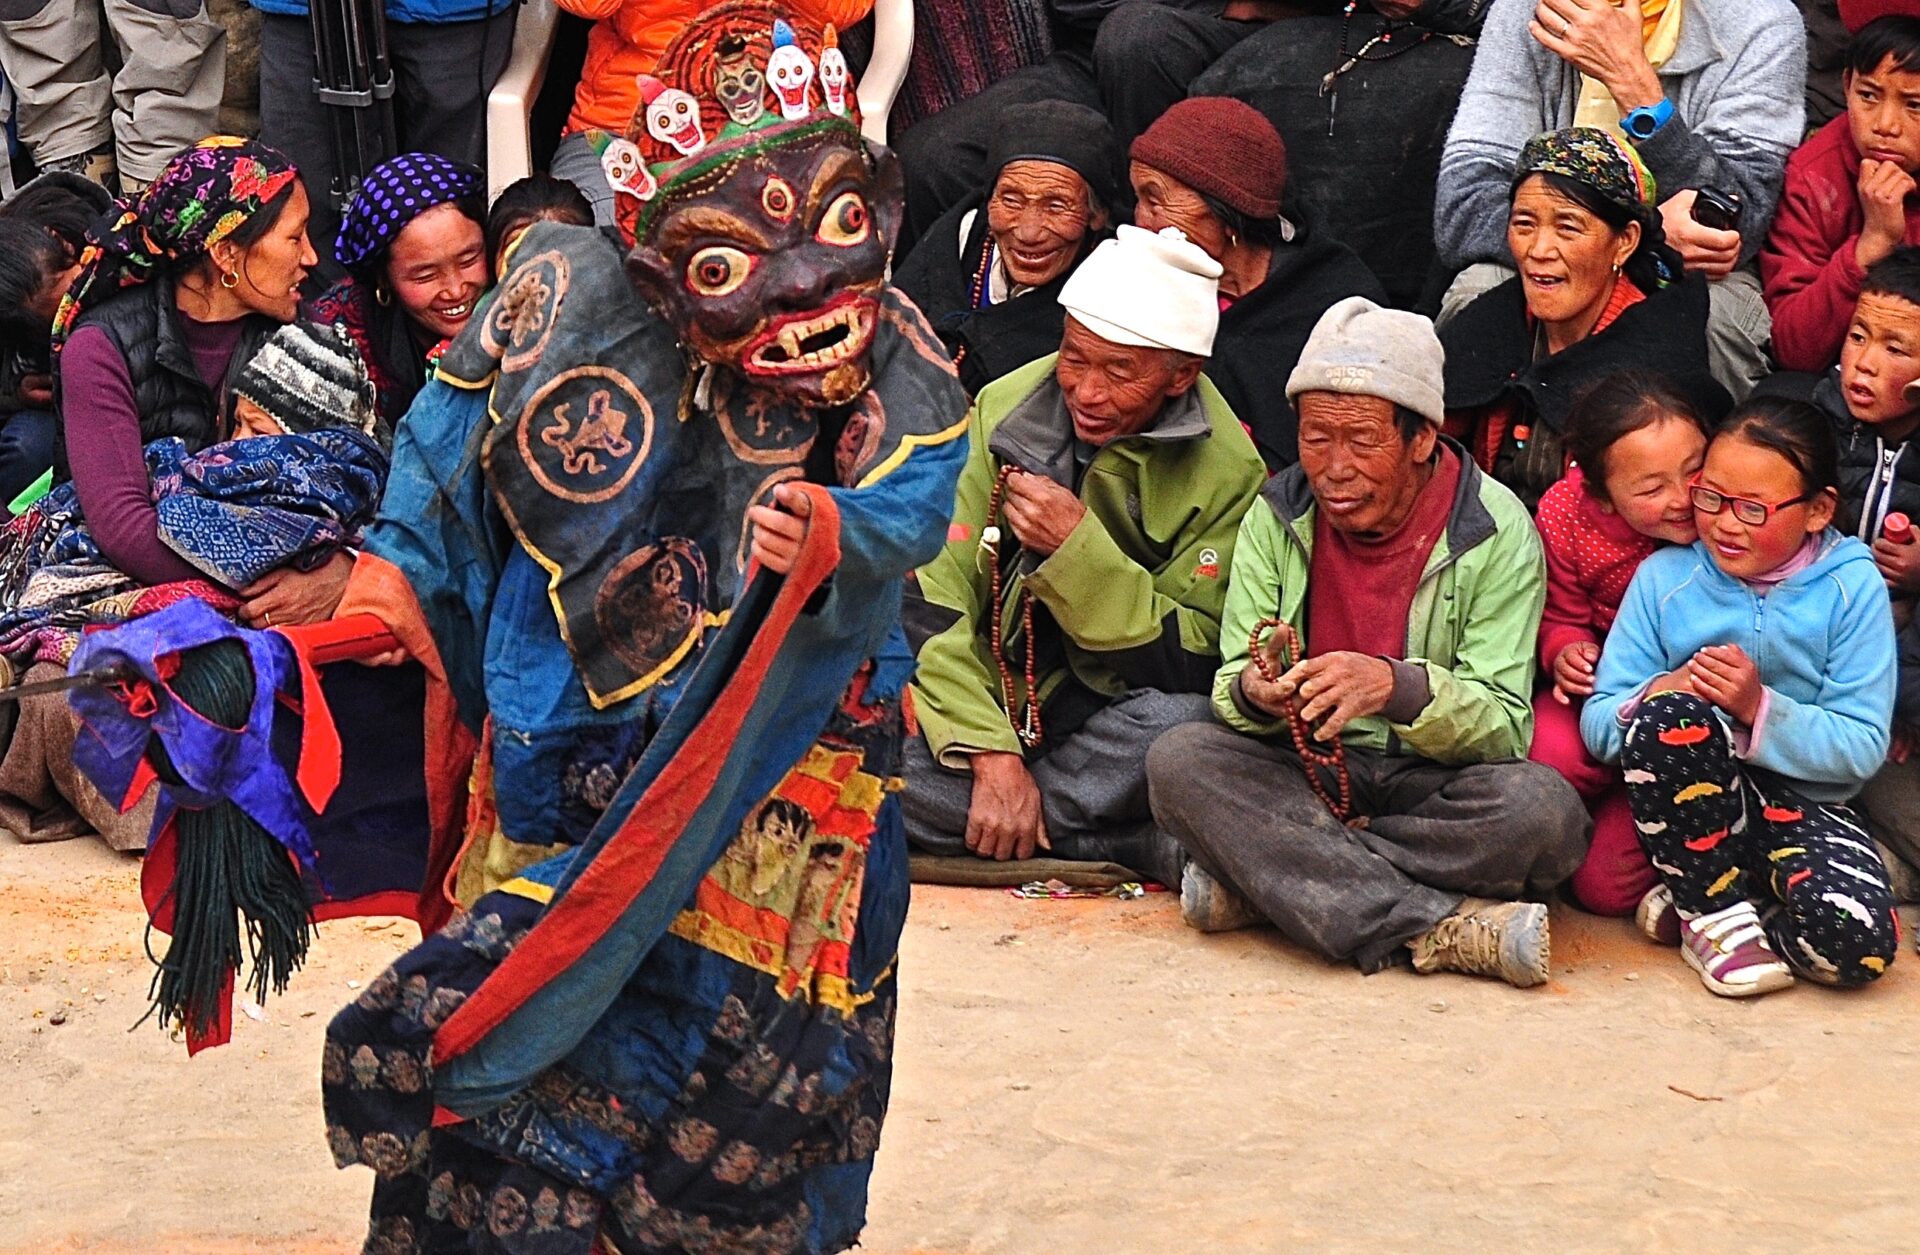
[{"xmin": 778, "ymin": 325, "xmax": 804, "ymax": 360}]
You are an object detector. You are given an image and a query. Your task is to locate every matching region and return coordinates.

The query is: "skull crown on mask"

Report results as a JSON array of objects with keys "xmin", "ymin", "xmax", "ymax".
[{"xmin": 626, "ymin": 130, "xmax": 902, "ymax": 409}]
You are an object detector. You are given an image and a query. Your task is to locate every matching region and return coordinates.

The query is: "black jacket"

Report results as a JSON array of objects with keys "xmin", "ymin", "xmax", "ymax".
[
  {"xmin": 1211, "ymin": 222, "xmax": 1387, "ymax": 471},
  {"xmin": 1442, "ymin": 272, "xmax": 1729, "ymax": 509},
  {"xmin": 54, "ymin": 279, "xmax": 276, "ymax": 476},
  {"xmin": 1814, "ymin": 370, "xmax": 1920, "ymax": 544},
  {"xmin": 893, "ymin": 199, "xmax": 1104, "ymax": 397}
]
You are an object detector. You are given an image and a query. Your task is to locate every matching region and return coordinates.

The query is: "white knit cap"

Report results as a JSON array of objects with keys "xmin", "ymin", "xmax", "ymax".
[{"xmin": 1058, "ymin": 224, "xmax": 1223, "ymax": 357}]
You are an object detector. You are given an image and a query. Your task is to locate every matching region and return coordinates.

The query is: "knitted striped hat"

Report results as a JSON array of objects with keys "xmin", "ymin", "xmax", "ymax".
[{"xmin": 231, "ymin": 321, "xmax": 379, "ymax": 438}]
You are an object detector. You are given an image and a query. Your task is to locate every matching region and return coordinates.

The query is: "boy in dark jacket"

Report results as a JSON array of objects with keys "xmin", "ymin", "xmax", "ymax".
[{"xmin": 1811, "ymin": 249, "xmax": 1920, "ymax": 583}]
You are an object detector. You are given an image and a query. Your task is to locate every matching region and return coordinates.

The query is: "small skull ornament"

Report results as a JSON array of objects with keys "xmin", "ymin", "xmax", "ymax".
[
  {"xmin": 600, "ymin": 138, "xmax": 658, "ymax": 201},
  {"xmin": 713, "ymin": 33, "xmax": 768, "ymax": 127},
  {"xmin": 766, "ymin": 20, "xmax": 815, "ymax": 122},
  {"xmin": 818, "ymin": 25, "xmax": 849, "ymax": 117},
  {"xmin": 639, "ymin": 75, "xmax": 706, "ymax": 157}
]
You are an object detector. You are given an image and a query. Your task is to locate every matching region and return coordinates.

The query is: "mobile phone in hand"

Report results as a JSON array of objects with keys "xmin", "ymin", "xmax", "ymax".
[{"xmin": 1690, "ymin": 187, "xmax": 1743, "ymax": 234}]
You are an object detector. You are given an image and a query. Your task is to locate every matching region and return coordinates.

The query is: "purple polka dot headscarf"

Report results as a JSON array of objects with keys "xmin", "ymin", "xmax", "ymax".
[{"xmin": 333, "ymin": 151, "xmax": 484, "ymax": 271}]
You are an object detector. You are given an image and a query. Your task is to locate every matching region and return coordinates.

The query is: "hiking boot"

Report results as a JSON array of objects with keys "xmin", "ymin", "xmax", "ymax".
[
  {"xmin": 1635, "ymin": 883, "xmax": 1682, "ymax": 946},
  {"xmin": 1681, "ymin": 902, "xmax": 1794, "ymax": 998},
  {"xmin": 1179, "ymin": 863, "xmax": 1262, "ymax": 933},
  {"xmin": 39, "ymin": 144, "xmax": 116, "ymax": 189},
  {"xmin": 1408, "ymin": 898, "xmax": 1550, "ymax": 988}
]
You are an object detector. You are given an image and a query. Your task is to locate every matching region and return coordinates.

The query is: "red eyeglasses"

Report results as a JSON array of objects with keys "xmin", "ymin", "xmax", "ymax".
[{"xmin": 1688, "ymin": 478, "xmax": 1811, "ymax": 527}]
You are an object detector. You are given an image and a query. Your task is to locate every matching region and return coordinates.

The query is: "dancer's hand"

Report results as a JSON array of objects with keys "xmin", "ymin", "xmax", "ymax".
[
  {"xmin": 1551, "ymin": 640, "xmax": 1601, "ymax": 704},
  {"xmin": 1279, "ymin": 651, "xmax": 1395, "ymax": 741},
  {"xmin": 965, "ymin": 752, "xmax": 1051, "ymax": 861},
  {"xmin": 747, "ymin": 482, "xmax": 812, "ymax": 575}
]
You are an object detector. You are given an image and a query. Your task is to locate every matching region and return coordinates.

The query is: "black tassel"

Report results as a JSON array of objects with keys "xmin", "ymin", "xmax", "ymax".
[{"xmin": 138, "ymin": 638, "xmax": 313, "ymax": 1040}]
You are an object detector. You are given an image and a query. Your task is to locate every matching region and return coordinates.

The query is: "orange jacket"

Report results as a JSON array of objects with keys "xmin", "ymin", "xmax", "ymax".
[{"xmin": 561, "ymin": 0, "xmax": 873, "ymax": 136}]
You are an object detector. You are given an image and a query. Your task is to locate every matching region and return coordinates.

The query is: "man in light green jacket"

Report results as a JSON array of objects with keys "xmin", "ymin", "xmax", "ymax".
[
  {"xmin": 904, "ymin": 225, "xmax": 1265, "ymax": 885},
  {"xmin": 1148, "ymin": 297, "xmax": 1588, "ymax": 988}
]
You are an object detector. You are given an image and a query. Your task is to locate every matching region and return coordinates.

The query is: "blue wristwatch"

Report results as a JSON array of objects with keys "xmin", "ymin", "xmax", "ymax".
[{"xmin": 1622, "ymin": 96, "xmax": 1675, "ymax": 142}]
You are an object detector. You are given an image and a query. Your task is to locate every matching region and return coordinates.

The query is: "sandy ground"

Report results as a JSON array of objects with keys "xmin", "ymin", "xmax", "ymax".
[{"xmin": 2, "ymin": 832, "xmax": 1915, "ymax": 1254}]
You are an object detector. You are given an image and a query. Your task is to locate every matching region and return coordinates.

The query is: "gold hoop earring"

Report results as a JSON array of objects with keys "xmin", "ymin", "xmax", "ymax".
[
  {"xmin": 220, "ymin": 268, "xmax": 239, "ymax": 290},
  {"xmin": 374, "ymin": 285, "xmax": 391, "ymax": 308}
]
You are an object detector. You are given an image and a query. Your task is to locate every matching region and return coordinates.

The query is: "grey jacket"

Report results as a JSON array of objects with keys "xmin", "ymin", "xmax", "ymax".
[{"xmin": 1434, "ymin": 0, "xmax": 1806, "ymax": 270}]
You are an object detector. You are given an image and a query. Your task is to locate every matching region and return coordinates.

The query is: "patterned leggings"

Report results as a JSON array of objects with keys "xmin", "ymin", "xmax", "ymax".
[{"xmin": 1621, "ymin": 691, "xmax": 1899, "ymax": 987}]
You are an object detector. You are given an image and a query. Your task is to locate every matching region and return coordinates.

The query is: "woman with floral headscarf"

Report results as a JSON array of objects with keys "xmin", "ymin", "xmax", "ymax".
[
  {"xmin": 1441, "ymin": 126, "xmax": 1730, "ymax": 511},
  {"xmin": 51, "ymin": 136, "xmax": 358, "ymax": 627},
  {"xmin": 310, "ymin": 152, "xmax": 491, "ymax": 424}
]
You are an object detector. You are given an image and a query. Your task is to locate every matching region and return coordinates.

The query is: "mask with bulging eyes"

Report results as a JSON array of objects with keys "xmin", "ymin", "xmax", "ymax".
[
  {"xmin": 627, "ymin": 127, "xmax": 903, "ymax": 409},
  {"xmin": 713, "ymin": 34, "xmax": 768, "ymax": 126}
]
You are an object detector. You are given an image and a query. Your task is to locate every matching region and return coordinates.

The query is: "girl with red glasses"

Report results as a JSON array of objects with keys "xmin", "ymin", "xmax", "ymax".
[{"xmin": 1581, "ymin": 397, "xmax": 1900, "ymax": 998}]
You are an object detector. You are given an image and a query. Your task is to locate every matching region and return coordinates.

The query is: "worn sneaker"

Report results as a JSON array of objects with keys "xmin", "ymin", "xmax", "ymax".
[
  {"xmin": 1179, "ymin": 863, "xmax": 1262, "ymax": 933},
  {"xmin": 1408, "ymin": 898, "xmax": 1550, "ymax": 988},
  {"xmin": 1635, "ymin": 884, "xmax": 1682, "ymax": 946},
  {"xmin": 1680, "ymin": 902, "xmax": 1794, "ymax": 998}
]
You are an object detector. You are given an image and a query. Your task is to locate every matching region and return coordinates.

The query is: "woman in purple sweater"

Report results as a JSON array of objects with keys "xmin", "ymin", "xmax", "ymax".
[{"xmin": 52, "ymin": 136, "xmax": 351, "ymax": 629}]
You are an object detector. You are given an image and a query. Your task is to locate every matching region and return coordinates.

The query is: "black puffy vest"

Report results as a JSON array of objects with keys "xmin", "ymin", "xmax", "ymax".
[{"xmin": 54, "ymin": 280, "xmax": 275, "ymax": 476}]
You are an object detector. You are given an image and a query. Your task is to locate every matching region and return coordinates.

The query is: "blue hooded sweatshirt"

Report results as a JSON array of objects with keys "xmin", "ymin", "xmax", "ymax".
[{"xmin": 1581, "ymin": 530, "xmax": 1895, "ymax": 803}]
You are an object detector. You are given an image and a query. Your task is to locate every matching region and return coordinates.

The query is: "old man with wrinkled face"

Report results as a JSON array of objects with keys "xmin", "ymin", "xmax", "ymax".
[
  {"xmin": 904, "ymin": 224, "xmax": 1265, "ymax": 887},
  {"xmin": 896, "ymin": 100, "xmax": 1122, "ymax": 396},
  {"xmin": 1147, "ymin": 295, "xmax": 1589, "ymax": 992}
]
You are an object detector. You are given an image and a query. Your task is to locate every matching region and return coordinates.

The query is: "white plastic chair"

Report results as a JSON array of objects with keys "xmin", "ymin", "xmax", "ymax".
[
  {"xmin": 485, "ymin": 0, "xmax": 561, "ymax": 204},
  {"xmin": 483, "ymin": 0, "xmax": 915, "ymax": 204}
]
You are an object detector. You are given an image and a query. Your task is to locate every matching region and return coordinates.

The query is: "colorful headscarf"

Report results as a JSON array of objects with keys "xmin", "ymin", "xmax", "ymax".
[
  {"xmin": 52, "ymin": 136, "xmax": 300, "ymax": 345},
  {"xmin": 1513, "ymin": 126, "xmax": 1659, "ymax": 221},
  {"xmin": 333, "ymin": 152, "xmax": 484, "ymax": 272}
]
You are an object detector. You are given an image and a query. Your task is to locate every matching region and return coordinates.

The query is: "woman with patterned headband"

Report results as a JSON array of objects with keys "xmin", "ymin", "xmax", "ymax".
[{"xmin": 1441, "ymin": 125, "xmax": 1729, "ymax": 511}]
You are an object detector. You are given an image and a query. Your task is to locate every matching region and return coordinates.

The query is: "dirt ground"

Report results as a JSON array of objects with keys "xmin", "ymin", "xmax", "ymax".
[{"xmin": 2, "ymin": 832, "xmax": 1915, "ymax": 1254}]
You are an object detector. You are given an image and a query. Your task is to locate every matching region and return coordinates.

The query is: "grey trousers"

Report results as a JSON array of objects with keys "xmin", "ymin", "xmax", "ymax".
[
  {"xmin": 1436, "ymin": 260, "xmax": 1772, "ymax": 404},
  {"xmin": 901, "ymin": 688, "xmax": 1209, "ymax": 887},
  {"xmin": 0, "ymin": 0, "xmax": 225, "ymax": 180},
  {"xmin": 550, "ymin": 129, "xmax": 615, "ymax": 228},
  {"xmin": 1148, "ymin": 720, "xmax": 1589, "ymax": 973},
  {"xmin": 258, "ymin": 8, "xmax": 515, "ymax": 254}
]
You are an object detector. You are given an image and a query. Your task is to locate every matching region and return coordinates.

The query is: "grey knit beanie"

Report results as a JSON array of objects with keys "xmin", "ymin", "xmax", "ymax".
[
  {"xmin": 1285, "ymin": 296, "xmax": 1447, "ymax": 428},
  {"xmin": 231, "ymin": 320, "xmax": 379, "ymax": 438}
]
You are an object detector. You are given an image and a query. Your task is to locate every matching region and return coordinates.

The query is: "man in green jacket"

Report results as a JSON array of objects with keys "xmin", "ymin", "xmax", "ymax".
[
  {"xmin": 1149, "ymin": 297, "xmax": 1588, "ymax": 988},
  {"xmin": 904, "ymin": 225, "xmax": 1265, "ymax": 885}
]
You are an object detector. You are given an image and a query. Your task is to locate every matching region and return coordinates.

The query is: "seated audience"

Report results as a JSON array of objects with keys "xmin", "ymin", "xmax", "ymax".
[
  {"xmin": 52, "ymin": 138, "xmax": 344, "ymax": 617},
  {"xmin": 904, "ymin": 225, "xmax": 1264, "ymax": 885},
  {"xmin": 1765, "ymin": 17, "xmax": 1920, "ymax": 373},
  {"xmin": 0, "ymin": 173, "xmax": 113, "ymax": 509},
  {"xmin": 1188, "ymin": 1, "xmax": 1488, "ymax": 307},
  {"xmin": 1436, "ymin": 0, "xmax": 1807, "ymax": 398},
  {"xmin": 547, "ymin": 0, "xmax": 872, "ymax": 224},
  {"xmin": 895, "ymin": 1, "xmax": 1476, "ymax": 251},
  {"xmin": 1, "ymin": 317, "xmax": 386, "ymax": 850},
  {"xmin": 1443, "ymin": 127, "xmax": 1727, "ymax": 509},
  {"xmin": 895, "ymin": 101, "xmax": 1122, "ymax": 396},
  {"xmin": 1531, "ymin": 373, "xmax": 1710, "ymax": 919},
  {"xmin": 1584, "ymin": 398, "xmax": 1897, "ymax": 996},
  {"xmin": 1130, "ymin": 97, "xmax": 1386, "ymax": 471},
  {"xmin": 312, "ymin": 153, "xmax": 491, "ymax": 424},
  {"xmin": 1149, "ymin": 297, "xmax": 1589, "ymax": 989},
  {"xmin": 483, "ymin": 174, "xmax": 595, "ymax": 275}
]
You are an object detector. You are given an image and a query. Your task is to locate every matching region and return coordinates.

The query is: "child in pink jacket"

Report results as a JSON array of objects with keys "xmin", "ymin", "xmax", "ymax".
[{"xmin": 1530, "ymin": 372, "xmax": 1712, "ymax": 917}]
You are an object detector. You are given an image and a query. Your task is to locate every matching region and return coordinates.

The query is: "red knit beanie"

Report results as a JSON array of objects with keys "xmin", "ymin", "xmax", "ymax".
[
  {"xmin": 1130, "ymin": 97, "xmax": 1287, "ymax": 220},
  {"xmin": 1841, "ymin": 0, "xmax": 1920, "ymax": 32}
]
